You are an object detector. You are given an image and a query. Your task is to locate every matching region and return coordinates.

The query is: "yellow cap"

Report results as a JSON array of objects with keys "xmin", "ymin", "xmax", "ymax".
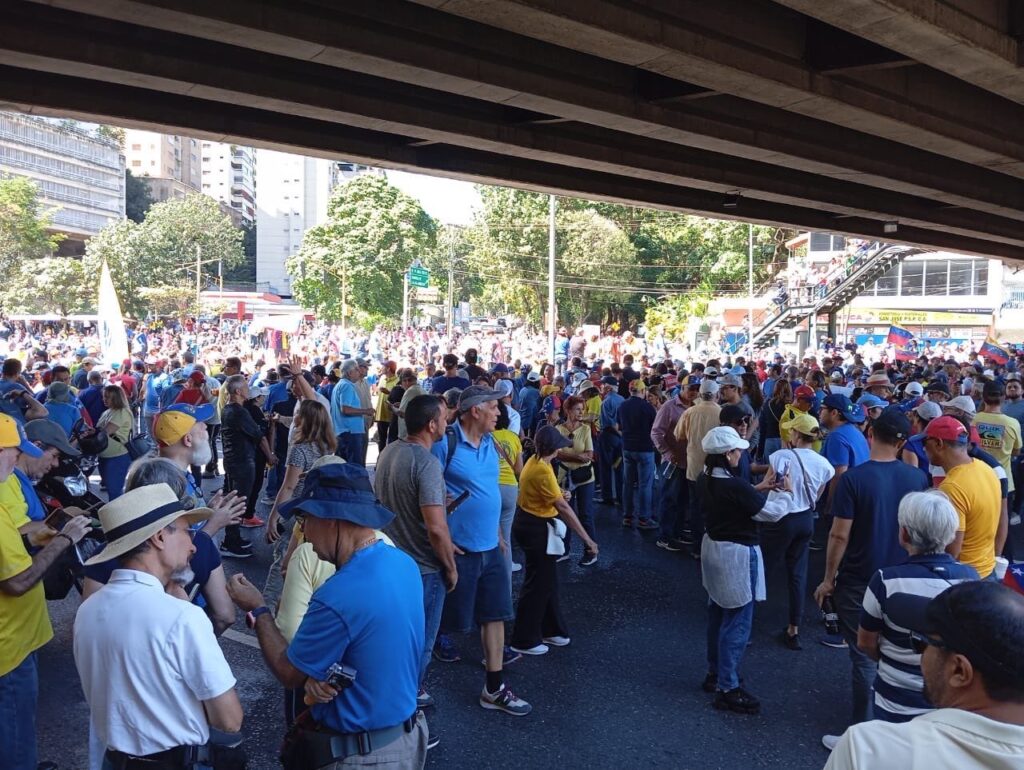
[
  {"xmin": 628, "ymin": 378, "xmax": 646, "ymax": 392},
  {"xmin": 154, "ymin": 410, "xmax": 197, "ymax": 446},
  {"xmin": 0, "ymin": 413, "xmax": 43, "ymax": 457},
  {"xmin": 780, "ymin": 411, "xmax": 821, "ymax": 438}
]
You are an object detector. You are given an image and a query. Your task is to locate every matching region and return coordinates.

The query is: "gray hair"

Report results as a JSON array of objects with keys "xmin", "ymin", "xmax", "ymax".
[
  {"xmin": 125, "ymin": 457, "xmax": 187, "ymax": 498},
  {"xmin": 339, "ymin": 359, "xmax": 360, "ymax": 377},
  {"xmin": 898, "ymin": 490, "xmax": 959, "ymax": 554},
  {"xmin": 225, "ymin": 374, "xmax": 248, "ymax": 397},
  {"xmin": 87, "ymin": 370, "xmax": 103, "ymax": 385}
]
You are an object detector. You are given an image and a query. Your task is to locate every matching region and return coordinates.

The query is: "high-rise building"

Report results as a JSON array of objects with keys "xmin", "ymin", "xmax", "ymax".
[
  {"xmin": 123, "ymin": 129, "xmax": 201, "ymax": 202},
  {"xmin": 200, "ymin": 141, "xmax": 255, "ymax": 227},
  {"xmin": 0, "ymin": 112, "xmax": 125, "ymax": 253}
]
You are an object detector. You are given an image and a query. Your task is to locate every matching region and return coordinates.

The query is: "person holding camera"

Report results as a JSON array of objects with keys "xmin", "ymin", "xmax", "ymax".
[{"xmin": 226, "ymin": 463, "xmax": 428, "ymax": 769}]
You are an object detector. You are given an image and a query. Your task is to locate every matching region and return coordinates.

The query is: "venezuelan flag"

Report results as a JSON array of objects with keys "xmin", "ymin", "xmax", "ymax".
[
  {"xmin": 980, "ymin": 337, "xmax": 1010, "ymax": 365},
  {"xmin": 886, "ymin": 325, "xmax": 914, "ymax": 345}
]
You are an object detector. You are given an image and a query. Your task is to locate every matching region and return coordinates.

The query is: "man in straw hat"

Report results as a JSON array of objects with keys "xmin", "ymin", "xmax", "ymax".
[
  {"xmin": 225, "ymin": 462, "xmax": 429, "ymax": 768},
  {"xmin": 73, "ymin": 484, "xmax": 244, "ymax": 769}
]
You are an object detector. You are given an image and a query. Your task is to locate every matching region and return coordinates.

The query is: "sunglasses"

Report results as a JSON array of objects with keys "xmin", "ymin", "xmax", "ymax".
[{"xmin": 909, "ymin": 630, "xmax": 947, "ymax": 655}]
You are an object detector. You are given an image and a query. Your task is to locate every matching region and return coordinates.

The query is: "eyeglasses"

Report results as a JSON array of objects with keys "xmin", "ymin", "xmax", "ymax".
[{"xmin": 909, "ymin": 630, "xmax": 947, "ymax": 655}]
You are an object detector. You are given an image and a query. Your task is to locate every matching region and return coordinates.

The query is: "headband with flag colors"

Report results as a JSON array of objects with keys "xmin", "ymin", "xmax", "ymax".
[{"xmin": 980, "ymin": 337, "xmax": 1010, "ymax": 365}]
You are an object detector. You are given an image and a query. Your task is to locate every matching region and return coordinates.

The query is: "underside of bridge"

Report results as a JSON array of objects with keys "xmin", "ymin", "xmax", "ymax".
[{"xmin": 2, "ymin": 0, "xmax": 1022, "ymax": 259}]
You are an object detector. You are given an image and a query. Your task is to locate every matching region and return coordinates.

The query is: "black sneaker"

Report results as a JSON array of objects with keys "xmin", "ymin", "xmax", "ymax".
[
  {"xmin": 656, "ymin": 538, "xmax": 681, "ymax": 551},
  {"xmin": 219, "ymin": 543, "xmax": 253, "ymax": 559},
  {"xmin": 712, "ymin": 687, "xmax": 760, "ymax": 714},
  {"xmin": 701, "ymin": 672, "xmax": 718, "ymax": 693},
  {"xmin": 782, "ymin": 630, "xmax": 802, "ymax": 651},
  {"xmin": 675, "ymin": 533, "xmax": 695, "ymax": 546},
  {"xmin": 808, "ymin": 539, "xmax": 825, "ymax": 552},
  {"xmin": 579, "ymin": 551, "xmax": 598, "ymax": 566}
]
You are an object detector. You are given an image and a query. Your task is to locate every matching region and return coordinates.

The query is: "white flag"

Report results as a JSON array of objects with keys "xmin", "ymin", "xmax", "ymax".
[{"xmin": 98, "ymin": 261, "xmax": 130, "ymax": 366}]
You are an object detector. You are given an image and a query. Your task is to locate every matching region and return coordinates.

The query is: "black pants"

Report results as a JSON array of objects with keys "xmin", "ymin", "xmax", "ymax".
[
  {"xmin": 206, "ymin": 424, "xmax": 221, "ymax": 472},
  {"xmin": 248, "ymin": 453, "xmax": 267, "ymax": 517},
  {"xmin": 510, "ymin": 511, "xmax": 569, "ymax": 648},
  {"xmin": 375, "ymin": 420, "xmax": 390, "ymax": 453},
  {"xmin": 223, "ymin": 462, "xmax": 255, "ymax": 548},
  {"xmin": 759, "ymin": 509, "xmax": 813, "ymax": 627}
]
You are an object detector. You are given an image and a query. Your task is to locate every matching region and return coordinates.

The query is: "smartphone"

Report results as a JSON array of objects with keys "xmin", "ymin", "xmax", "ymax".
[
  {"xmin": 446, "ymin": 490, "xmax": 470, "ymax": 514},
  {"xmin": 44, "ymin": 508, "xmax": 75, "ymax": 532}
]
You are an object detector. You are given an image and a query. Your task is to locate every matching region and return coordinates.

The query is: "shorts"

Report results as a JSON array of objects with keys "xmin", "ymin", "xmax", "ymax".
[{"xmin": 440, "ymin": 546, "xmax": 513, "ymax": 633}]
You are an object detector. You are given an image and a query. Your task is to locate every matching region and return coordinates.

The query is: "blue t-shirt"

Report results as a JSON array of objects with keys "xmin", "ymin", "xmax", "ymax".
[
  {"xmin": 832, "ymin": 459, "xmax": 929, "ymax": 583},
  {"xmin": 822, "ymin": 422, "xmax": 870, "ymax": 470},
  {"xmin": 330, "ymin": 379, "xmax": 364, "ymax": 436},
  {"xmin": 144, "ymin": 372, "xmax": 168, "ymax": 413},
  {"xmin": 600, "ymin": 392, "xmax": 624, "ymax": 430},
  {"xmin": 431, "ymin": 375, "xmax": 470, "ymax": 394},
  {"xmin": 287, "ymin": 542, "xmax": 423, "ymax": 733},
  {"xmin": 263, "ymin": 381, "xmax": 290, "ymax": 415},
  {"xmin": 430, "ymin": 422, "xmax": 502, "ymax": 552}
]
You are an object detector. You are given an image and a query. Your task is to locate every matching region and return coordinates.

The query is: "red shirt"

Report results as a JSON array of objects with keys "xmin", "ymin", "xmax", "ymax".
[{"xmin": 174, "ymin": 388, "xmax": 206, "ymax": 406}]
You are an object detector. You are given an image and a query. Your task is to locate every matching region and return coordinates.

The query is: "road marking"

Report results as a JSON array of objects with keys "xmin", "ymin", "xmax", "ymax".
[{"xmin": 223, "ymin": 628, "xmax": 260, "ymax": 649}]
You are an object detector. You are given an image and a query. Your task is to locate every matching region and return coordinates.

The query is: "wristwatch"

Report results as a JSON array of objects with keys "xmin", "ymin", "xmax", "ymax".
[{"xmin": 246, "ymin": 605, "xmax": 271, "ymax": 629}]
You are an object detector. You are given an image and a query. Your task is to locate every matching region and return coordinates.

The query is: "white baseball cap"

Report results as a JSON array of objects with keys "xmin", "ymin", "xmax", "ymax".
[{"xmin": 701, "ymin": 426, "xmax": 749, "ymax": 455}]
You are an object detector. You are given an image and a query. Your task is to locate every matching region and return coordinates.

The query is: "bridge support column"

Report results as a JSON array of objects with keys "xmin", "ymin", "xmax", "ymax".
[{"xmin": 828, "ymin": 311, "xmax": 838, "ymax": 343}]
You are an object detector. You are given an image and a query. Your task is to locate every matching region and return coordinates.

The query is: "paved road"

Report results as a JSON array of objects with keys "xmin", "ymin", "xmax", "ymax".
[{"xmin": 36, "ymin": 471, "xmax": 871, "ymax": 770}]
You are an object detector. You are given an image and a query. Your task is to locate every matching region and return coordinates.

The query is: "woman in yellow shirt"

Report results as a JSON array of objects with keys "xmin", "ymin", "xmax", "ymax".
[
  {"xmin": 493, "ymin": 402, "xmax": 523, "ymax": 576},
  {"xmin": 510, "ymin": 426, "xmax": 599, "ymax": 656},
  {"xmin": 96, "ymin": 385, "xmax": 133, "ymax": 499},
  {"xmin": 557, "ymin": 395, "xmax": 597, "ymax": 566}
]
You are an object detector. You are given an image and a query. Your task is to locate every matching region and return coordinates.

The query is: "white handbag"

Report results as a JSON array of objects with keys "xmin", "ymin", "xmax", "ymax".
[{"xmin": 545, "ymin": 518, "xmax": 567, "ymax": 556}]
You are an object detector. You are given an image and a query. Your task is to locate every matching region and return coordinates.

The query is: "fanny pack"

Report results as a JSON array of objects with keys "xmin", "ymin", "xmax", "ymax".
[{"xmin": 281, "ymin": 711, "xmax": 417, "ymax": 770}]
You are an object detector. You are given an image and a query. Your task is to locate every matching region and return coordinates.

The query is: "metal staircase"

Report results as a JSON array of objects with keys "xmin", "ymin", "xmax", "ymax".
[{"xmin": 750, "ymin": 242, "xmax": 923, "ymax": 347}]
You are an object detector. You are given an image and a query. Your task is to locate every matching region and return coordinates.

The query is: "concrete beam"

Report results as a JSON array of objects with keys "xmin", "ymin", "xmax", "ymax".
[
  {"xmin": 772, "ymin": 0, "xmax": 1024, "ymax": 104},
  {"xmin": 416, "ymin": 0, "xmax": 1024, "ymax": 173},
  {"xmin": 3, "ymin": 64, "xmax": 1023, "ymax": 263},
  {"xmin": 4, "ymin": 5, "xmax": 1022, "ymax": 245},
  {"xmin": 19, "ymin": 0, "xmax": 1024, "ymax": 221}
]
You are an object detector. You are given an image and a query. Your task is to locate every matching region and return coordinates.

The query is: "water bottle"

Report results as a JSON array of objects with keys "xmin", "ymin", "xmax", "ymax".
[{"xmin": 822, "ymin": 595, "xmax": 840, "ymax": 636}]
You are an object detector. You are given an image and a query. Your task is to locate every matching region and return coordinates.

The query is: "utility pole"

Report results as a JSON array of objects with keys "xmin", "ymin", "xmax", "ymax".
[
  {"xmin": 341, "ymin": 265, "xmax": 348, "ymax": 336},
  {"xmin": 548, "ymin": 194, "xmax": 556, "ymax": 362},
  {"xmin": 195, "ymin": 244, "xmax": 202, "ymax": 315},
  {"xmin": 748, "ymin": 223, "xmax": 754, "ymax": 358},
  {"xmin": 446, "ymin": 233, "xmax": 455, "ymax": 335},
  {"xmin": 402, "ymin": 269, "xmax": 409, "ymax": 330}
]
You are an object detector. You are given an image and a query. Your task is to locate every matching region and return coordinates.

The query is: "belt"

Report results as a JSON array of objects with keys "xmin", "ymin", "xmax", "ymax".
[
  {"xmin": 330, "ymin": 713, "xmax": 418, "ymax": 758},
  {"xmin": 105, "ymin": 744, "xmax": 209, "ymax": 769}
]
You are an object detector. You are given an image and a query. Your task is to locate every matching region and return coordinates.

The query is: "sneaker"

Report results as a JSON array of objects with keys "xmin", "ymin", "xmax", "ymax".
[
  {"xmin": 820, "ymin": 634, "xmax": 848, "ymax": 649},
  {"xmin": 260, "ymin": 495, "xmax": 276, "ymax": 505},
  {"xmin": 701, "ymin": 672, "xmax": 718, "ymax": 693},
  {"xmin": 239, "ymin": 516, "xmax": 265, "ymax": 528},
  {"xmin": 808, "ymin": 539, "xmax": 825, "ymax": 552},
  {"xmin": 712, "ymin": 687, "xmax": 760, "ymax": 715},
  {"xmin": 675, "ymin": 532, "xmax": 695, "ymax": 546},
  {"xmin": 480, "ymin": 646, "xmax": 522, "ymax": 667},
  {"xmin": 433, "ymin": 635, "xmax": 461, "ymax": 663},
  {"xmin": 1011, "ymin": 514, "xmax": 1021, "ymax": 526},
  {"xmin": 417, "ymin": 689, "xmax": 435, "ymax": 709},
  {"xmin": 656, "ymin": 538, "xmax": 681, "ymax": 551},
  {"xmin": 622, "ymin": 517, "xmax": 634, "ymax": 528},
  {"xmin": 555, "ymin": 553, "xmax": 571, "ymax": 563},
  {"xmin": 637, "ymin": 518, "xmax": 659, "ymax": 530},
  {"xmin": 511, "ymin": 562, "xmax": 523, "ymax": 573},
  {"xmin": 509, "ymin": 643, "xmax": 548, "ymax": 656},
  {"xmin": 427, "ymin": 733, "xmax": 440, "ymax": 750},
  {"xmin": 479, "ymin": 684, "xmax": 532, "ymax": 716},
  {"xmin": 579, "ymin": 552, "xmax": 598, "ymax": 567},
  {"xmin": 219, "ymin": 543, "xmax": 253, "ymax": 559},
  {"xmin": 782, "ymin": 630, "xmax": 802, "ymax": 651},
  {"xmin": 542, "ymin": 635, "xmax": 570, "ymax": 647},
  {"xmin": 822, "ymin": 735, "xmax": 840, "ymax": 752}
]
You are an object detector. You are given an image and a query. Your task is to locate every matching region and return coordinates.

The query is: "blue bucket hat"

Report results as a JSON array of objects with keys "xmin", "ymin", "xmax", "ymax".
[
  {"xmin": 822, "ymin": 393, "xmax": 865, "ymax": 424},
  {"xmin": 279, "ymin": 463, "xmax": 394, "ymax": 529}
]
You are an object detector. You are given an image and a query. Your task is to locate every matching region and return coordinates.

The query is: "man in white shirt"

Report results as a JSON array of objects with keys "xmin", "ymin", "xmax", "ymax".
[
  {"xmin": 825, "ymin": 581, "xmax": 1024, "ymax": 770},
  {"xmin": 74, "ymin": 484, "xmax": 243, "ymax": 769}
]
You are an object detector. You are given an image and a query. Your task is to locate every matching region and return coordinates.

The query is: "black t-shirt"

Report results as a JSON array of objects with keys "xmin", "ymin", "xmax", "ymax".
[
  {"xmin": 464, "ymin": 364, "xmax": 486, "ymax": 382},
  {"xmin": 222, "ymin": 402, "xmax": 262, "ymax": 467},
  {"xmin": 698, "ymin": 472, "xmax": 766, "ymax": 546}
]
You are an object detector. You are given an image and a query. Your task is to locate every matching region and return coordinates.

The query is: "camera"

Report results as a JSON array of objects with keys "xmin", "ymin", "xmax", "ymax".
[{"xmin": 324, "ymin": 662, "xmax": 357, "ymax": 691}]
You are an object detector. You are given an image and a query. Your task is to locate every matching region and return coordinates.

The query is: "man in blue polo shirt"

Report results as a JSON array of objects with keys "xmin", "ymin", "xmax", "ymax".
[
  {"xmin": 430, "ymin": 385, "xmax": 532, "ymax": 717},
  {"xmin": 820, "ymin": 393, "xmax": 870, "ymax": 513},
  {"xmin": 597, "ymin": 375, "xmax": 624, "ymax": 506},
  {"xmin": 330, "ymin": 360, "xmax": 374, "ymax": 466},
  {"xmin": 226, "ymin": 463, "xmax": 428, "ymax": 766}
]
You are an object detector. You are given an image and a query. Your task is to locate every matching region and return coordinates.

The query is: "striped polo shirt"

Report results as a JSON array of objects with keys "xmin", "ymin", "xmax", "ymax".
[{"xmin": 860, "ymin": 553, "xmax": 979, "ymax": 722}]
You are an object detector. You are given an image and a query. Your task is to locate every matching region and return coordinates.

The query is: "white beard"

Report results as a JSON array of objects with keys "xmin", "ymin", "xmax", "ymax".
[
  {"xmin": 191, "ymin": 439, "xmax": 213, "ymax": 467},
  {"xmin": 171, "ymin": 566, "xmax": 195, "ymax": 587}
]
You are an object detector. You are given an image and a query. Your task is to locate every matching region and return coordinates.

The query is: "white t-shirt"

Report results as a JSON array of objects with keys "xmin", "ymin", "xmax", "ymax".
[
  {"xmin": 825, "ymin": 708, "xmax": 1024, "ymax": 770},
  {"xmin": 768, "ymin": 447, "xmax": 834, "ymax": 512},
  {"xmin": 73, "ymin": 569, "xmax": 236, "ymax": 755}
]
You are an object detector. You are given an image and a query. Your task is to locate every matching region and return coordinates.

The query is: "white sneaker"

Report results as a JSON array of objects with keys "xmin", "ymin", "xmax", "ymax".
[
  {"xmin": 542, "ymin": 636, "xmax": 570, "ymax": 647},
  {"xmin": 509, "ymin": 643, "xmax": 549, "ymax": 656},
  {"xmin": 822, "ymin": 734, "xmax": 840, "ymax": 752},
  {"xmin": 511, "ymin": 562, "xmax": 523, "ymax": 573},
  {"xmin": 1011, "ymin": 514, "xmax": 1021, "ymax": 526}
]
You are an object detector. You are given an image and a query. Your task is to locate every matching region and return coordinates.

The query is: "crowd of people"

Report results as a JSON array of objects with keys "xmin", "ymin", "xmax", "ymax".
[{"xmin": 1, "ymin": 314, "xmax": 1024, "ymax": 769}]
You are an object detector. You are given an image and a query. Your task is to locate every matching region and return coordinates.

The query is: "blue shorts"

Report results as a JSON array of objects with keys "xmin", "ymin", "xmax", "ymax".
[{"xmin": 440, "ymin": 546, "xmax": 513, "ymax": 633}]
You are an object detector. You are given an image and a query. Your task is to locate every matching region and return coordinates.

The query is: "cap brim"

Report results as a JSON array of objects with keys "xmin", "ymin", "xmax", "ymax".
[
  {"xmin": 191, "ymin": 403, "xmax": 215, "ymax": 421},
  {"xmin": 18, "ymin": 438, "xmax": 43, "ymax": 458},
  {"xmin": 883, "ymin": 592, "xmax": 933, "ymax": 635}
]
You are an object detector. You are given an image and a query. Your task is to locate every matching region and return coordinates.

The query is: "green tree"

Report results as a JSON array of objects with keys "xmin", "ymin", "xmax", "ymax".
[
  {"xmin": 0, "ymin": 176, "xmax": 64, "ymax": 281},
  {"xmin": 287, "ymin": 175, "xmax": 437, "ymax": 321},
  {"xmin": 125, "ymin": 170, "xmax": 154, "ymax": 223},
  {"xmin": 6, "ymin": 256, "xmax": 92, "ymax": 316}
]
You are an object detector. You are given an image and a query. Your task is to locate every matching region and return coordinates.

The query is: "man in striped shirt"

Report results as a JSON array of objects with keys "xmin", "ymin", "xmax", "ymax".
[{"xmin": 857, "ymin": 490, "xmax": 978, "ymax": 723}]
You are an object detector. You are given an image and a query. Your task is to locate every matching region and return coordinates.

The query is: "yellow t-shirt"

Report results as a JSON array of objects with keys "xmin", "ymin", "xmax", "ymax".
[
  {"xmin": 0, "ymin": 501, "xmax": 53, "ymax": 676},
  {"xmin": 517, "ymin": 456, "xmax": 562, "ymax": 518},
  {"xmin": 779, "ymin": 404, "xmax": 822, "ymax": 452},
  {"xmin": 492, "ymin": 429, "xmax": 522, "ymax": 487},
  {"xmin": 940, "ymin": 459, "xmax": 1001, "ymax": 578},
  {"xmin": 585, "ymin": 395, "xmax": 602, "ymax": 425},
  {"xmin": 98, "ymin": 408, "xmax": 133, "ymax": 459},
  {"xmin": 374, "ymin": 375, "xmax": 398, "ymax": 422},
  {"xmin": 0, "ymin": 474, "xmax": 29, "ymax": 529},
  {"xmin": 556, "ymin": 423, "xmax": 594, "ymax": 485},
  {"xmin": 972, "ymin": 412, "xmax": 1022, "ymax": 493}
]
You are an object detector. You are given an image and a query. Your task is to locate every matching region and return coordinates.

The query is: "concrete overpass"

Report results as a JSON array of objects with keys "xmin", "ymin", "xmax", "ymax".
[{"xmin": 2, "ymin": 0, "xmax": 1023, "ymax": 259}]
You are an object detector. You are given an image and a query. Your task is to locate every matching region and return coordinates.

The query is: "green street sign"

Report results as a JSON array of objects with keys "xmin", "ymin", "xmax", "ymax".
[{"xmin": 408, "ymin": 267, "xmax": 430, "ymax": 288}]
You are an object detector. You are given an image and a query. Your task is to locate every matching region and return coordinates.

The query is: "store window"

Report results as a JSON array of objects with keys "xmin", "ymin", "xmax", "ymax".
[
  {"xmin": 948, "ymin": 260, "xmax": 974, "ymax": 296},
  {"xmin": 900, "ymin": 261, "xmax": 924, "ymax": 296}
]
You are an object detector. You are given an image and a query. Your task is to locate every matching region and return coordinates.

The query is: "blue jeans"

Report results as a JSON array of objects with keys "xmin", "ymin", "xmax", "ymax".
[
  {"xmin": 564, "ymin": 481, "xmax": 595, "ymax": 556},
  {"xmin": 706, "ymin": 548, "xmax": 757, "ymax": 692},
  {"xmin": 835, "ymin": 575, "xmax": 877, "ymax": 725},
  {"xmin": 622, "ymin": 450, "xmax": 655, "ymax": 521},
  {"xmin": 335, "ymin": 432, "xmax": 367, "ymax": 466},
  {"xmin": 658, "ymin": 465, "xmax": 689, "ymax": 540},
  {"xmin": 98, "ymin": 453, "xmax": 131, "ymax": 499},
  {"xmin": 0, "ymin": 652, "xmax": 38, "ymax": 770},
  {"xmin": 597, "ymin": 429, "xmax": 623, "ymax": 503},
  {"xmin": 420, "ymin": 571, "xmax": 447, "ymax": 684}
]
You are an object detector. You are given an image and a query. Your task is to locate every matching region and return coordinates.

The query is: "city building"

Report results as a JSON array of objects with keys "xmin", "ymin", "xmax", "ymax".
[
  {"xmin": 123, "ymin": 129, "xmax": 201, "ymax": 202},
  {"xmin": 255, "ymin": 153, "xmax": 383, "ymax": 295},
  {"xmin": 0, "ymin": 112, "xmax": 125, "ymax": 253},
  {"xmin": 200, "ymin": 141, "xmax": 255, "ymax": 227}
]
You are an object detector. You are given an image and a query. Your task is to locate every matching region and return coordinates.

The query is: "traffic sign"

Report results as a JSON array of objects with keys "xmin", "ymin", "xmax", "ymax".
[{"xmin": 408, "ymin": 266, "xmax": 430, "ymax": 288}]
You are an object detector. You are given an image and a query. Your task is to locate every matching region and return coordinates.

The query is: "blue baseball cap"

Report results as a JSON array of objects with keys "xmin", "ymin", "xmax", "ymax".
[
  {"xmin": 857, "ymin": 393, "xmax": 889, "ymax": 411},
  {"xmin": 822, "ymin": 393, "xmax": 865, "ymax": 424},
  {"xmin": 161, "ymin": 402, "xmax": 215, "ymax": 422}
]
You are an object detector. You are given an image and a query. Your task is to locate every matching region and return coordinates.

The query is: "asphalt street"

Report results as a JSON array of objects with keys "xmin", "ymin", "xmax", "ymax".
[{"xmin": 35, "ymin": 464, "xmax": 874, "ymax": 770}]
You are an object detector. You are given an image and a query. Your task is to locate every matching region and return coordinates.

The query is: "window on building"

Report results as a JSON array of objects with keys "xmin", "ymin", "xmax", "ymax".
[
  {"xmin": 131, "ymin": 144, "xmax": 141, "ymax": 151},
  {"xmin": 831, "ymin": 235, "xmax": 846, "ymax": 251},
  {"xmin": 900, "ymin": 261, "xmax": 924, "ymax": 296},
  {"xmin": 809, "ymin": 233, "xmax": 831, "ymax": 252},
  {"xmin": 874, "ymin": 265, "xmax": 898, "ymax": 297},
  {"xmin": 924, "ymin": 260, "xmax": 949, "ymax": 296},
  {"xmin": 131, "ymin": 160, "xmax": 141, "ymax": 167},
  {"xmin": 948, "ymin": 260, "xmax": 974, "ymax": 296},
  {"xmin": 974, "ymin": 261, "xmax": 989, "ymax": 295}
]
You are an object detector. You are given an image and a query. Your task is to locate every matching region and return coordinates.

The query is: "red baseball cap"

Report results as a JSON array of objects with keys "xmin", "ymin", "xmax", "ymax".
[
  {"xmin": 188, "ymin": 370, "xmax": 206, "ymax": 385},
  {"xmin": 794, "ymin": 385, "xmax": 815, "ymax": 400},
  {"xmin": 924, "ymin": 415, "xmax": 968, "ymax": 443}
]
